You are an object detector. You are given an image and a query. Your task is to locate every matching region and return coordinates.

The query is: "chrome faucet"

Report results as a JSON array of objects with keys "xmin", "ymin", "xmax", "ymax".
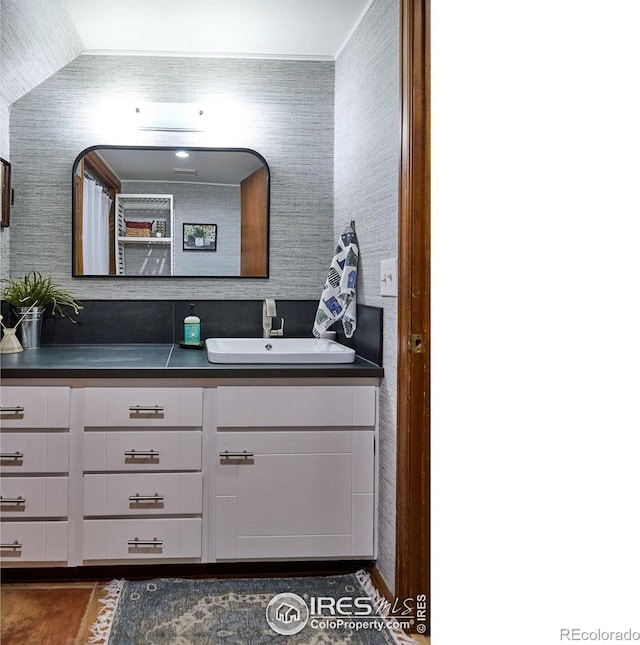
[{"xmin": 263, "ymin": 299, "xmax": 284, "ymax": 338}]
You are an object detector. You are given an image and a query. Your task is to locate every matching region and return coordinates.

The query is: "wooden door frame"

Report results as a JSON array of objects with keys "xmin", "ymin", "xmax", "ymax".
[{"xmin": 396, "ymin": 0, "xmax": 430, "ymax": 631}]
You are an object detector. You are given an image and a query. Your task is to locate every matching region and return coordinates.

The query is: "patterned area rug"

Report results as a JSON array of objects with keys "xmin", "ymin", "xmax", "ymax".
[{"xmin": 89, "ymin": 570, "xmax": 417, "ymax": 644}]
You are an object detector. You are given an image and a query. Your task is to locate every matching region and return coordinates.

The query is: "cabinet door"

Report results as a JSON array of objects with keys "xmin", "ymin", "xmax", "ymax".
[{"xmin": 215, "ymin": 431, "xmax": 374, "ymax": 560}]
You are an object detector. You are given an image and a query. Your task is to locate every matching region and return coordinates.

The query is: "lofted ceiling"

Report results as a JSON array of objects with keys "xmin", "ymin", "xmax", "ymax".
[{"xmin": 60, "ymin": 0, "xmax": 372, "ymax": 60}]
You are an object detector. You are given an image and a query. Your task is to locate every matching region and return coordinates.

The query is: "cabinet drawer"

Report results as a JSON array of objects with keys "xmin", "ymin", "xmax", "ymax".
[
  {"xmin": 84, "ymin": 431, "xmax": 201, "ymax": 471},
  {"xmin": 216, "ymin": 386, "xmax": 376, "ymax": 427},
  {"xmin": 0, "ymin": 477, "xmax": 68, "ymax": 517},
  {"xmin": 84, "ymin": 388, "xmax": 202, "ymax": 427},
  {"xmin": 0, "ymin": 521, "xmax": 68, "ymax": 563},
  {"xmin": 0, "ymin": 433, "xmax": 69, "ymax": 473},
  {"xmin": 83, "ymin": 518, "xmax": 201, "ymax": 560},
  {"xmin": 0, "ymin": 387, "xmax": 70, "ymax": 428},
  {"xmin": 84, "ymin": 473, "xmax": 202, "ymax": 516}
]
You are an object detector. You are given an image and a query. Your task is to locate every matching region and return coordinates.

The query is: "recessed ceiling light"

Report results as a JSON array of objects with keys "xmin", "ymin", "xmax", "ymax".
[{"xmin": 175, "ymin": 151, "xmax": 190, "ymax": 158}]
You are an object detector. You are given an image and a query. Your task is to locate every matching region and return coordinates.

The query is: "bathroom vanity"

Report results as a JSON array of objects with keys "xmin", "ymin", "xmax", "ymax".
[{"xmin": 0, "ymin": 344, "xmax": 382, "ymax": 569}]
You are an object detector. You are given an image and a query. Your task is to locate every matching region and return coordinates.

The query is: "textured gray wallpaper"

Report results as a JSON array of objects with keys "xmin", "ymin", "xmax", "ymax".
[
  {"xmin": 1, "ymin": 14, "xmax": 10, "ymax": 279},
  {"xmin": 8, "ymin": 54, "xmax": 334, "ymax": 299},
  {"xmin": 0, "ymin": 0, "xmax": 81, "ymax": 282},
  {"xmin": 0, "ymin": 0, "xmax": 83, "ymax": 105},
  {"xmin": 335, "ymin": 0, "xmax": 400, "ymax": 592},
  {"xmin": 1, "ymin": 98, "xmax": 9, "ymax": 279}
]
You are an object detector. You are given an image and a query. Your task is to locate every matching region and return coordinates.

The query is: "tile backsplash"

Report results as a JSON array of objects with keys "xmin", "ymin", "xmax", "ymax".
[{"xmin": 1, "ymin": 299, "xmax": 382, "ymax": 366}]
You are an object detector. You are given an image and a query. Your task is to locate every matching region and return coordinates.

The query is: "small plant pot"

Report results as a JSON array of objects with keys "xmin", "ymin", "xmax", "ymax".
[{"xmin": 16, "ymin": 306, "xmax": 45, "ymax": 349}]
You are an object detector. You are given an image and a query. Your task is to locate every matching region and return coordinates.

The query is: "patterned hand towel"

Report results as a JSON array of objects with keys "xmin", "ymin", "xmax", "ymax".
[{"xmin": 312, "ymin": 224, "xmax": 359, "ymax": 338}]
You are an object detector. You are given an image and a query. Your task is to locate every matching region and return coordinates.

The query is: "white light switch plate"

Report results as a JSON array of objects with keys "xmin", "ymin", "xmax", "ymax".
[{"xmin": 380, "ymin": 258, "xmax": 398, "ymax": 297}]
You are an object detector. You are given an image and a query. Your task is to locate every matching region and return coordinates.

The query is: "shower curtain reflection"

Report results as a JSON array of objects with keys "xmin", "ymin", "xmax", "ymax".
[{"xmin": 82, "ymin": 178, "xmax": 112, "ymax": 274}]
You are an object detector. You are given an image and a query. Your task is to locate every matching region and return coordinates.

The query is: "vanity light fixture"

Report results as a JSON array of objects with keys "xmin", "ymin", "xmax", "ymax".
[{"xmin": 133, "ymin": 102, "xmax": 207, "ymax": 132}]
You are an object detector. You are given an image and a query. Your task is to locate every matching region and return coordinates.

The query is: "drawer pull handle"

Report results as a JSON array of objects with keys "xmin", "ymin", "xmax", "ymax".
[
  {"xmin": 128, "ymin": 405, "xmax": 164, "ymax": 413},
  {"xmin": 129, "ymin": 493, "xmax": 164, "ymax": 502},
  {"xmin": 0, "ymin": 406, "xmax": 25, "ymax": 414},
  {"xmin": 0, "ymin": 496, "xmax": 26, "ymax": 505},
  {"xmin": 0, "ymin": 452, "xmax": 24, "ymax": 460},
  {"xmin": 124, "ymin": 449, "xmax": 160, "ymax": 458},
  {"xmin": 0, "ymin": 540, "xmax": 22, "ymax": 549},
  {"xmin": 220, "ymin": 450, "xmax": 254, "ymax": 459},
  {"xmin": 128, "ymin": 537, "xmax": 163, "ymax": 547}
]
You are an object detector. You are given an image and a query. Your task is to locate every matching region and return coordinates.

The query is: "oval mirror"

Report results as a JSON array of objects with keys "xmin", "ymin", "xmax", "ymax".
[{"xmin": 72, "ymin": 146, "xmax": 269, "ymax": 277}]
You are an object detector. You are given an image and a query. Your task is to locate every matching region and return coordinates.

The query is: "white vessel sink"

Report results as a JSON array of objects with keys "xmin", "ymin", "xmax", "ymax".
[{"xmin": 205, "ymin": 337, "xmax": 356, "ymax": 364}]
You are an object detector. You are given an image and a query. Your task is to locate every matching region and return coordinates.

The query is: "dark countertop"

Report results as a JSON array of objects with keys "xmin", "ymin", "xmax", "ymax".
[{"xmin": 0, "ymin": 344, "xmax": 384, "ymax": 379}]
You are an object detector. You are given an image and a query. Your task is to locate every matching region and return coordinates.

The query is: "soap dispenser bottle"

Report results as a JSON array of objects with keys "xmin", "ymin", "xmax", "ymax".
[{"xmin": 184, "ymin": 303, "xmax": 201, "ymax": 344}]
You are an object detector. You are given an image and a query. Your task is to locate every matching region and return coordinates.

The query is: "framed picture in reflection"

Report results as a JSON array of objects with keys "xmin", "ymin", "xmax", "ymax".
[{"xmin": 183, "ymin": 223, "xmax": 217, "ymax": 251}]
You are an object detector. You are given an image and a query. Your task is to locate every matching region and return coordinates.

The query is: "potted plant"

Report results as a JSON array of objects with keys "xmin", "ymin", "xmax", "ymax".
[
  {"xmin": 193, "ymin": 226, "xmax": 205, "ymax": 247},
  {"xmin": 1, "ymin": 271, "xmax": 83, "ymax": 348}
]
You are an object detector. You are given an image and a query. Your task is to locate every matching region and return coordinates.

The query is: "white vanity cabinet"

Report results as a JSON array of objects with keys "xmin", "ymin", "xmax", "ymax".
[
  {"xmin": 0, "ymin": 387, "xmax": 71, "ymax": 565},
  {"xmin": 0, "ymin": 380, "xmax": 378, "ymax": 568},
  {"xmin": 82, "ymin": 387, "xmax": 204, "ymax": 563},
  {"xmin": 214, "ymin": 385, "xmax": 377, "ymax": 560}
]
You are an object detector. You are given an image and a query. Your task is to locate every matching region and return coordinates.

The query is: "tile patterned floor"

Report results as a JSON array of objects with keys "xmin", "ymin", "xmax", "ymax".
[{"xmin": 0, "ymin": 582, "xmax": 108, "ymax": 645}]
